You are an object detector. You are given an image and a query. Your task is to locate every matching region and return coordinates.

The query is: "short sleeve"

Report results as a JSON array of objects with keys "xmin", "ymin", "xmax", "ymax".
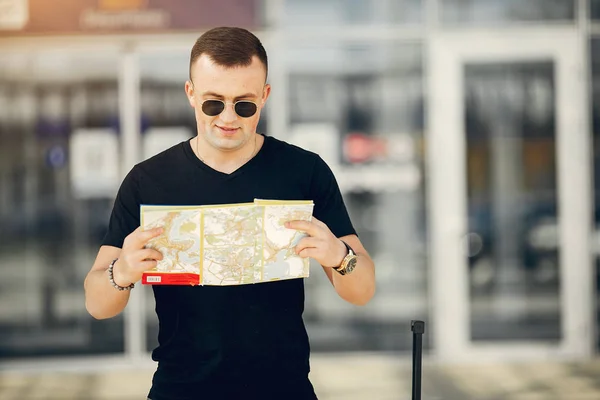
[
  {"xmin": 101, "ymin": 166, "xmax": 141, "ymax": 248},
  {"xmin": 309, "ymin": 155, "xmax": 356, "ymax": 238}
]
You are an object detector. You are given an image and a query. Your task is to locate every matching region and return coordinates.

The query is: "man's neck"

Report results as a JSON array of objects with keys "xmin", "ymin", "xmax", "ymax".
[{"xmin": 195, "ymin": 134, "xmax": 261, "ymax": 174}]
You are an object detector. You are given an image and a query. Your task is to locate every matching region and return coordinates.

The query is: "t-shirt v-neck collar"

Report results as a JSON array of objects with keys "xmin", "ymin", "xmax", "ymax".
[{"xmin": 183, "ymin": 134, "xmax": 269, "ymax": 179}]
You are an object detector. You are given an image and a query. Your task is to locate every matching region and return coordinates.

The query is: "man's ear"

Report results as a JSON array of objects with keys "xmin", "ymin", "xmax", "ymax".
[
  {"xmin": 185, "ymin": 81, "xmax": 195, "ymax": 108},
  {"xmin": 261, "ymin": 84, "xmax": 271, "ymax": 108}
]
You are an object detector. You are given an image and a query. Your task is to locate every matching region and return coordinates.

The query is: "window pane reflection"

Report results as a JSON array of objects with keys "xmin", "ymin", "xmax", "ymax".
[
  {"xmin": 286, "ymin": 42, "xmax": 427, "ymax": 352},
  {"xmin": 283, "ymin": 0, "xmax": 422, "ymax": 27},
  {"xmin": 592, "ymin": 0, "xmax": 600, "ymax": 19},
  {"xmin": 0, "ymin": 53, "xmax": 124, "ymax": 359},
  {"xmin": 465, "ymin": 62, "xmax": 561, "ymax": 341},
  {"xmin": 590, "ymin": 38, "xmax": 600, "ymax": 351},
  {"xmin": 442, "ymin": 0, "xmax": 575, "ymax": 24}
]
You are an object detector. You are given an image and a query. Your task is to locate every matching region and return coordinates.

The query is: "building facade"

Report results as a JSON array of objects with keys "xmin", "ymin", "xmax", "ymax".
[{"xmin": 0, "ymin": 0, "xmax": 598, "ymax": 370}]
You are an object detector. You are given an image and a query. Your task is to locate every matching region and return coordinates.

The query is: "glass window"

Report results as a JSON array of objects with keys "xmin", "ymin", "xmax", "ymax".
[
  {"xmin": 464, "ymin": 62, "xmax": 560, "ymax": 341},
  {"xmin": 286, "ymin": 41, "xmax": 427, "ymax": 352},
  {"xmin": 0, "ymin": 52, "xmax": 123, "ymax": 359},
  {"xmin": 592, "ymin": 0, "xmax": 600, "ymax": 19},
  {"xmin": 282, "ymin": 0, "xmax": 423, "ymax": 27},
  {"xmin": 590, "ymin": 38, "xmax": 600, "ymax": 351},
  {"xmin": 441, "ymin": 0, "xmax": 575, "ymax": 25}
]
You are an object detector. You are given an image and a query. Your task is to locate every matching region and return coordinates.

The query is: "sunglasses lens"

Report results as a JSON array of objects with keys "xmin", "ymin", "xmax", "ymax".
[
  {"xmin": 202, "ymin": 100, "xmax": 225, "ymax": 116},
  {"xmin": 234, "ymin": 101, "xmax": 257, "ymax": 118}
]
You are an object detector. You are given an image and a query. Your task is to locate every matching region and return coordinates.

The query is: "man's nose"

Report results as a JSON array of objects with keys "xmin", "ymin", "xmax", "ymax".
[{"xmin": 220, "ymin": 104, "xmax": 237, "ymax": 123}]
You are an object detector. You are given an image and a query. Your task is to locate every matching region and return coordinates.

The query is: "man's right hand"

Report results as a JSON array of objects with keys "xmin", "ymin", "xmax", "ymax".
[{"xmin": 112, "ymin": 226, "xmax": 164, "ymax": 286}]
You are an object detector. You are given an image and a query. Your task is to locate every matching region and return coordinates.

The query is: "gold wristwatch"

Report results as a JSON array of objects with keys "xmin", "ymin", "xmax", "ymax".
[{"xmin": 334, "ymin": 240, "xmax": 358, "ymax": 275}]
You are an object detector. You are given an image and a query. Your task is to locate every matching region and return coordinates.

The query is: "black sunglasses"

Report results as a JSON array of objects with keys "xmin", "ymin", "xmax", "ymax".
[{"xmin": 201, "ymin": 99, "xmax": 258, "ymax": 118}]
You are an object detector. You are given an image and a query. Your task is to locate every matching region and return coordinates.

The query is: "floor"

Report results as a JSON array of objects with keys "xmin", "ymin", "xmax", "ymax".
[{"xmin": 2, "ymin": 354, "xmax": 600, "ymax": 399}]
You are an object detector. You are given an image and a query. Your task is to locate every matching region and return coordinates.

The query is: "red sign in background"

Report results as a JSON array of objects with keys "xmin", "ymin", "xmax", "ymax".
[{"xmin": 0, "ymin": 0, "xmax": 259, "ymax": 36}]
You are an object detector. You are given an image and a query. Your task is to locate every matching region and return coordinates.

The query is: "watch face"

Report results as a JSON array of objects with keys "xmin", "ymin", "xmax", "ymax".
[{"xmin": 346, "ymin": 257, "xmax": 358, "ymax": 272}]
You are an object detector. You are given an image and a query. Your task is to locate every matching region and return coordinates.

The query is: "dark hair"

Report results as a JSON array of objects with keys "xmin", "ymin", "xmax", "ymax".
[{"xmin": 189, "ymin": 27, "xmax": 268, "ymax": 82}]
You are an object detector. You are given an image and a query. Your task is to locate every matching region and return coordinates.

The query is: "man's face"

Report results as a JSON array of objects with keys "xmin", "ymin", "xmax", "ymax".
[{"xmin": 185, "ymin": 54, "xmax": 270, "ymax": 153}]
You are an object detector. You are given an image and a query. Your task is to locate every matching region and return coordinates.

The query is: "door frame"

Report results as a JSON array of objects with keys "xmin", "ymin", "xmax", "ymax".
[{"xmin": 427, "ymin": 27, "xmax": 594, "ymax": 362}]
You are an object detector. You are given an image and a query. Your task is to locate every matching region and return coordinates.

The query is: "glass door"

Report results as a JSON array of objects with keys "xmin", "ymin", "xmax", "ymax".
[{"xmin": 428, "ymin": 28, "xmax": 593, "ymax": 360}]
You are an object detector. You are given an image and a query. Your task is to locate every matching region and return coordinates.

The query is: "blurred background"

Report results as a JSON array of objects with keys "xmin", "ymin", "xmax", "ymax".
[{"xmin": 1, "ymin": 0, "xmax": 600, "ymax": 399}]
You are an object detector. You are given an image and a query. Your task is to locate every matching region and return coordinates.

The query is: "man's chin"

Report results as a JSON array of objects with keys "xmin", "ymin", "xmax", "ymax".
[{"xmin": 208, "ymin": 135, "xmax": 244, "ymax": 151}]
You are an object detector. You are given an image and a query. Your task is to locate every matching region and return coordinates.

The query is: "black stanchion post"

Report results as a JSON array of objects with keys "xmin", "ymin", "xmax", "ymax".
[{"xmin": 411, "ymin": 320, "xmax": 425, "ymax": 400}]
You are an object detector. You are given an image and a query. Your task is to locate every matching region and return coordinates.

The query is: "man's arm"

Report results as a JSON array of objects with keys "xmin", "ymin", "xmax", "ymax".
[
  {"xmin": 84, "ymin": 226, "xmax": 163, "ymax": 319},
  {"xmin": 320, "ymin": 234, "xmax": 375, "ymax": 306},
  {"xmin": 84, "ymin": 246, "xmax": 130, "ymax": 320},
  {"xmin": 287, "ymin": 217, "xmax": 375, "ymax": 306}
]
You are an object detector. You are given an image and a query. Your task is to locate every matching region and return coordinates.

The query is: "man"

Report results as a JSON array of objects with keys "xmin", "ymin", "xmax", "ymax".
[{"xmin": 84, "ymin": 27, "xmax": 375, "ymax": 400}]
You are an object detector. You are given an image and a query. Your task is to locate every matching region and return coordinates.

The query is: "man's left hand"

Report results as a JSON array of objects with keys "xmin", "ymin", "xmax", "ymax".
[{"xmin": 285, "ymin": 217, "xmax": 347, "ymax": 269}]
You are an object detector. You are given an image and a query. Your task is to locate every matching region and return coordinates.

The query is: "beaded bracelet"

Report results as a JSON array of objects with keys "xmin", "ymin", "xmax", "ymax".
[{"xmin": 108, "ymin": 258, "xmax": 135, "ymax": 291}]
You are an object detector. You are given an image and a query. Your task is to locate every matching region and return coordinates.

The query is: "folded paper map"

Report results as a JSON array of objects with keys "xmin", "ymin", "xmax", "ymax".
[{"xmin": 140, "ymin": 199, "xmax": 314, "ymax": 286}]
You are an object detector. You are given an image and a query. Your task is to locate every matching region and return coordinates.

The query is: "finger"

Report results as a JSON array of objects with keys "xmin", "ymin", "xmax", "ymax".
[
  {"xmin": 310, "ymin": 216, "xmax": 327, "ymax": 229},
  {"xmin": 139, "ymin": 226, "xmax": 165, "ymax": 242},
  {"xmin": 135, "ymin": 248, "xmax": 164, "ymax": 261},
  {"xmin": 295, "ymin": 237, "xmax": 321, "ymax": 254},
  {"xmin": 128, "ymin": 226, "xmax": 164, "ymax": 248},
  {"xmin": 297, "ymin": 247, "xmax": 317, "ymax": 259},
  {"xmin": 285, "ymin": 220, "xmax": 319, "ymax": 236},
  {"xmin": 134, "ymin": 259, "xmax": 160, "ymax": 271}
]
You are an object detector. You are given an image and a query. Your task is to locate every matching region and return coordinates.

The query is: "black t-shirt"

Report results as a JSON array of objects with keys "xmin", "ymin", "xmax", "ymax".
[{"xmin": 102, "ymin": 135, "xmax": 356, "ymax": 400}]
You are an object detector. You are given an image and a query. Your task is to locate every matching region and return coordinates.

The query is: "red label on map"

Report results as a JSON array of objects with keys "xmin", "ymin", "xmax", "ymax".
[{"xmin": 142, "ymin": 272, "xmax": 201, "ymax": 286}]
